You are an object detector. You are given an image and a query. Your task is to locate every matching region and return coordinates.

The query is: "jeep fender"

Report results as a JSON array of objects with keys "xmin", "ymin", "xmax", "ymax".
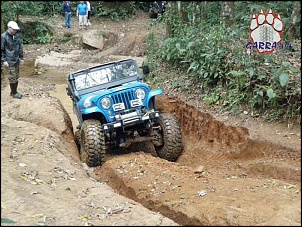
[
  {"xmin": 78, "ymin": 95, "xmax": 109, "ymax": 117},
  {"xmin": 81, "ymin": 106, "xmax": 104, "ymax": 115},
  {"xmin": 79, "ymin": 107, "xmax": 109, "ymax": 125},
  {"xmin": 77, "ymin": 96, "xmax": 109, "ymax": 123},
  {"xmin": 147, "ymin": 89, "xmax": 163, "ymax": 103}
]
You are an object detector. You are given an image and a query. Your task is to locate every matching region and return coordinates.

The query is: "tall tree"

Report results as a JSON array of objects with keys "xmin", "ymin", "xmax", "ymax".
[
  {"xmin": 201, "ymin": 1, "xmax": 207, "ymax": 20},
  {"xmin": 1, "ymin": 1, "xmax": 4, "ymax": 34},
  {"xmin": 165, "ymin": 1, "xmax": 173, "ymax": 38},
  {"xmin": 287, "ymin": 1, "xmax": 300, "ymax": 41},
  {"xmin": 221, "ymin": 1, "xmax": 235, "ymax": 26}
]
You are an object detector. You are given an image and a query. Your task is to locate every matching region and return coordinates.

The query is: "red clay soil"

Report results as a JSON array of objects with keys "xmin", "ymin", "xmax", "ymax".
[{"xmin": 93, "ymin": 95, "xmax": 301, "ymax": 226}]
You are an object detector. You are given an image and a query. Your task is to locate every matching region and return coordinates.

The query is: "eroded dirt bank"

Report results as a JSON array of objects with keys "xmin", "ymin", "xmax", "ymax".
[{"xmin": 93, "ymin": 95, "xmax": 301, "ymax": 226}]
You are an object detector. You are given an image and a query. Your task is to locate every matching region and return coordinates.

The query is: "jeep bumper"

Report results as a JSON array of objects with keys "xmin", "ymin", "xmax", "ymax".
[{"xmin": 102, "ymin": 110, "xmax": 160, "ymax": 133}]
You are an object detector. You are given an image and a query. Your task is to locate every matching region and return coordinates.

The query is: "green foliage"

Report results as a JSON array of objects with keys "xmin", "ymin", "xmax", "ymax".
[
  {"xmin": 2, "ymin": 1, "xmax": 138, "ymax": 24},
  {"xmin": 143, "ymin": 33, "xmax": 160, "ymax": 68},
  {"xmin": 19, "ymin": 21, "xmax": 53, "ymax": 44},
  {"xmin": 266, "ymin": 88, "xmax": 276, "ymax": 100},
  {"xmin": 147, "ymin": 1, "xmax": 301, "ymax": 123},
  {"xmin": 1, "ymin": 1, "xmax": 62, "ymax": 23},
  {"xmin": 92, "ymin": 2, "xmax": 136, "ymax": 21},
  {"xmin": 202, "ymin": 2, "xmax": 222, "ymax": 25},
  {"xmin": 35, "ymin": 24, "xmax": 52, "ymax": 44},
  {"xmin": 134, "ymin": 1, "xmax": 151, "ymax": 12}
]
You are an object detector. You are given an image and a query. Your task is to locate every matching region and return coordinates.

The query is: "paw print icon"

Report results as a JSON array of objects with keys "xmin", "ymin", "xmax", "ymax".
[{"xmin": 249, "ymin": 9, "xmax": 284, "ymax": 54}]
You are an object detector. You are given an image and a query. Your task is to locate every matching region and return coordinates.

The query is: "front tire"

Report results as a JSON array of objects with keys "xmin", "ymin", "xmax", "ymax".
[
  {"xmin": 80, "ymin": 119, "xmax": 106, "ymax": 167},
  {"xmin": 153, "ymin": 113, "xmax": 183, "ymax": 161}
]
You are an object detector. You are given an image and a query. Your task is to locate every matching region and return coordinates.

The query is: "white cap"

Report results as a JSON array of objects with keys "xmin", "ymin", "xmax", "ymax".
[{"xmin": 7, "ymin": 21, "xmax": 20, "ymax": 30}]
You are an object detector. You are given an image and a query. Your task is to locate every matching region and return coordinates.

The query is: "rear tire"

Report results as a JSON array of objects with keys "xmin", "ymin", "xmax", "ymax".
[
  {"xmin": 80, "ymin": 119, "xmax": 106, "ymax": 167},
  {"xmin": 153, "ymin": 113, "xmax": 183, "ymax": 161}
]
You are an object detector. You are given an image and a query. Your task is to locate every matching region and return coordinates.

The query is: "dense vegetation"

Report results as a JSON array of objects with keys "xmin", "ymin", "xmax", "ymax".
[
  {"xmin": 146, "ymin": 1, "xmax": 301, "ymax": 124},
  {"xmin": 1, "ymin": 1, "xmax": 300, "ymax": 124}
]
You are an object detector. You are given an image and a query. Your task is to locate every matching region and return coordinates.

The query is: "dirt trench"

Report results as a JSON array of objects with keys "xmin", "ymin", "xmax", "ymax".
[{"xmin": 90, "ymin": 95, "xmax": 300, "ymax": 226}]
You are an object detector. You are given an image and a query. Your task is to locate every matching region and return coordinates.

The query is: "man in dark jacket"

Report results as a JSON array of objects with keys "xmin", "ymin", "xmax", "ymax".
[
  {"xmin": 63, "ymin": 1, "xmax": 72, "ymax": 28},
  {"xmin": 1, "ymin": 21, "xmax": 24, "ymax": 99}
]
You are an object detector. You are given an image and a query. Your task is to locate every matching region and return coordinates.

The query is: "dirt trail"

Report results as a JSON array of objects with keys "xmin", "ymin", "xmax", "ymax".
[{"xmin": 1, "ymin": 11, "xmax": 301, "ymax": 226}]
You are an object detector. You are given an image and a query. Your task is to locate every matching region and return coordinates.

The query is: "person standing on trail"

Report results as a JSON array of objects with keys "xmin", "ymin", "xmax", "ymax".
[
  {"xmin": 63, "ymin": 1, "xmax": 72, "ymax": 28},
  {"xmin": 1, "ymin": 21, "xmax": 24, "ymax": 99},
  {"xmin": 85, "ymin": 1, "xmax": 92, "ymax": 26},
  {"xmin": 76, "ymin": 1, "xmax": 88, "ymax": 29}
]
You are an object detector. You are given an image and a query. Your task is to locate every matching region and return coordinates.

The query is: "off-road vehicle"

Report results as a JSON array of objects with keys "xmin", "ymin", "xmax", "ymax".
[
  {"xmin": 66, "ymin": 58, "xmax": 183, "ymax": 167},
  {"xmin": 149, "ymin": 1, "xmax": 166, "ymax": 18}
]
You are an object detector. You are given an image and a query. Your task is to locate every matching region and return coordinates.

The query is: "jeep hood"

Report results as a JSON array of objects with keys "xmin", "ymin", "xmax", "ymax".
[{"xmin": 79, "ymin": 81, "xmax": 149, "ymax": 100}]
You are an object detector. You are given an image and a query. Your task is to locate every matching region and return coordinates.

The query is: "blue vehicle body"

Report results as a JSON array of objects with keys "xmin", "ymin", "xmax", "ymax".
[
  {"xmin": 76, "ymin": 81, "xmax": 163, "ymax": 122},
  {"xmin": 66, "ymin": 58, "xmax": 183, "ymax": 167},
  {"xmin": 66, "ymin": 58, "xmax": 163, "ymax": 134}
]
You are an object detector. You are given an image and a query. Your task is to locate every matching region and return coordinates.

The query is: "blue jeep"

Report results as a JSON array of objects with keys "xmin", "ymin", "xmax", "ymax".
[{"xmin": 66, "ymin": 58, "xmax": 183, "ymax": 167}]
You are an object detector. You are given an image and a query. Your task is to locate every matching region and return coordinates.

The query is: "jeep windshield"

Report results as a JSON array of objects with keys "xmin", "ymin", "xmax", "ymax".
[{"xmin": 71, "ymin": 59, "xmax": 142, "ymax": 91}]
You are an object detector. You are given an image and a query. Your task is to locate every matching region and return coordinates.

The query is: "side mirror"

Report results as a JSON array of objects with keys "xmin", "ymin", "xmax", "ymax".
[
  {"xmin": 142, "ymin": 65, "xmax": 150, "ymax": 75},
  {"xmin": 66, "ymin": 87, "xmax": 71, "ymax": 96}
]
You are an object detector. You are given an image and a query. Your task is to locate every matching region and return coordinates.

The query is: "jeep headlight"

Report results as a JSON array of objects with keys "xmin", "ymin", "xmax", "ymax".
[
  {"xmin": 100, "ymin": 97, "xmax": 112, "ymax": 110},
  {"xmin": 135, "ymin": 88, "xmax": 146, "ymax": 100}
]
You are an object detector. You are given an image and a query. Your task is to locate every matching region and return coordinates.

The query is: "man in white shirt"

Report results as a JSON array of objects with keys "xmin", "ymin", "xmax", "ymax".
[{"xmin": 86, "ymin": 1, "xmax": 92, "ymax": 26}]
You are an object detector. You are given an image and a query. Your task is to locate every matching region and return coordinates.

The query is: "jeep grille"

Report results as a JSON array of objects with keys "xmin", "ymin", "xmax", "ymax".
[{"xmin": 111, "ymin": 91, "xmax": 136, "ymax": 110}]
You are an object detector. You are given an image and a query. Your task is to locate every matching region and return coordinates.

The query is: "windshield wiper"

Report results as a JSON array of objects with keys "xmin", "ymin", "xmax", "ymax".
[{"xmin": 84, "ymin": 69, "xmax": 98, "ymax": 87}]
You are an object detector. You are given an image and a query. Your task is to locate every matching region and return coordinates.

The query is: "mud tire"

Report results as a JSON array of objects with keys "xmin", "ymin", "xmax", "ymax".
[
  {"xmin": 80, "ymin": 119, "xmax": 106, "ymax": 167},
  {"xmin": 154, "ymin": 113, "xmax": 183, "ymax": 161}
]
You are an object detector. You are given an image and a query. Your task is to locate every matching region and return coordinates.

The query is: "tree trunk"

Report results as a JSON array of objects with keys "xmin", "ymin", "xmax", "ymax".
[
  {"xmin": 286, "ymin": 1, "xmax": 300, "ymax": 41},
  {"xmin": 221, "ymin": 1, "xmax": 235, "ymax": 26},
  {"xmin": 201, "ymin": 1, "xmax": 206, "ymax": 20},
  {"xmin": 165, "ymin": 1, "xmax": 173, "ymax": 38},
  {"xmin": 1, "ymin": 2, "xmax": 4, "ymax": 34}
]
